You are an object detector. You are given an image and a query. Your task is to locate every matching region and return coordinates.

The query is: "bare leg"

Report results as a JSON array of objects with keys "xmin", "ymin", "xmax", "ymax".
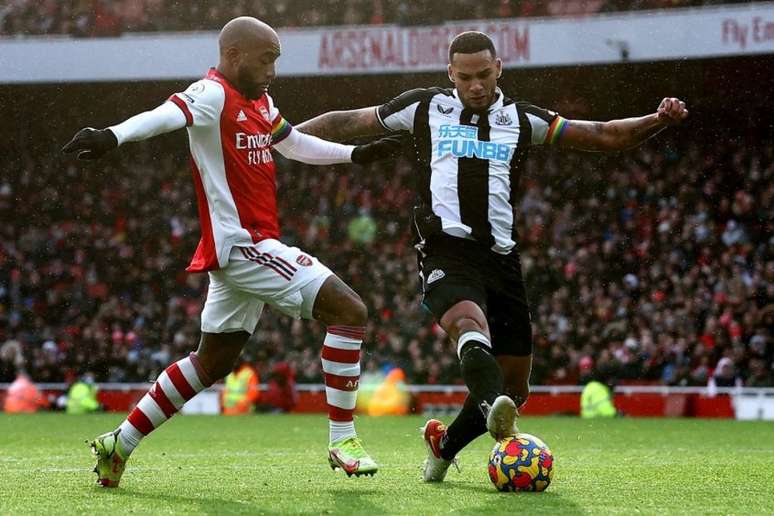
[
  {"xmin": 436, "ymin": 300, "xmax": 505, "ymax": 460},
  {"xmin": 497, "ymin": 355, "xmax": 532, "ymax": 409},
  {"xmin": 312, "ymin": 275, "xmax": 367, "ymax": 327},
  {"xmin": 195, "ymin": 331, "xmax": 251, "ymax": 381}
]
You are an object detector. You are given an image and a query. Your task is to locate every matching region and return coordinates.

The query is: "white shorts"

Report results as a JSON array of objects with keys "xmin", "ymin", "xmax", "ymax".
[{"xmin": 200, "ymin": 239, "xmax": 334, "ymax": 334}]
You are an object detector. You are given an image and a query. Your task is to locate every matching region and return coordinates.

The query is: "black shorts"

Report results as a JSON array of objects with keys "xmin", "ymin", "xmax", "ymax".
[{"xmin": 418, "ymin": 233, "xmax": 533, "ymax": 357}]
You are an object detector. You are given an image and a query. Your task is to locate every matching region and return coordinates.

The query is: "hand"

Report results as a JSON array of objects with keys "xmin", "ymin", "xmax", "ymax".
[
  {"xmin": 656, "ymin": 98, "xmax": 688, "ymax": 126},
  {"xmin": 351, "ymin": 133, "xmax": 409, "ymax": 164},
  {"xmin": 62, "ymin": 127, "xmax": 118, "ymax": 160}
]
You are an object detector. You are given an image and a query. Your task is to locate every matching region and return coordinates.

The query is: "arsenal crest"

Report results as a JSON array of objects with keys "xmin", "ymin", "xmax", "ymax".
[{"xmin": 296, "ymin": 254, "xmax": 312, "ymax": 266}]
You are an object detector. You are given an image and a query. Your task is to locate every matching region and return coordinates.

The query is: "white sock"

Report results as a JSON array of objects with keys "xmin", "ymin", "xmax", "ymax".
[
  {"xmin": 330, "ymin": 420, "xmax": 357, "ymax": 443},
  {"xmin": 116, "ymin": 352, "xmax": 212, "ymax": 456},
  {"xmin": 117, "ymin": 420, "xmax": 143, "ymax": 455}
]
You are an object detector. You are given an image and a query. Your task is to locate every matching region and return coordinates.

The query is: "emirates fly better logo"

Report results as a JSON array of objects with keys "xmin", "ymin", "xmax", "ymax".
[{"xmin": 235, "ymin": 132, "xmax": 273, "ymax": 165}]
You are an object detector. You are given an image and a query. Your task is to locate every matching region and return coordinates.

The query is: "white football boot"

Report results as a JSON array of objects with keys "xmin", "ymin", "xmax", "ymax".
[{"xmin": 484, "ymin": 395, "xmax": 519, "ymax": 441}]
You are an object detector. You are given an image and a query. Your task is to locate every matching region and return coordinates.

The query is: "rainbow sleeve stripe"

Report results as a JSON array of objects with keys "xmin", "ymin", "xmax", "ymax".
[
  {"xmin": 544, "ymin": 116, "xmax": 568, "ymax": 145},
  {"xmin": 271, "ymin": 116, "xmax": 293, "ymax": 144}
]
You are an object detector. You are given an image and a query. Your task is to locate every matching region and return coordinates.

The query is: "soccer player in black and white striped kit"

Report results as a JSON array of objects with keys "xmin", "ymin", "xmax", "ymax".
[{"xmin": 298, "ymin": 31, "xmax": 688, "ymax": 481}]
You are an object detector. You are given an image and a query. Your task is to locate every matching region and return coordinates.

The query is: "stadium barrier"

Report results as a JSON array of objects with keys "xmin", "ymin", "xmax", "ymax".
[
  {"xmin": 2, "ymin": 384, "xmax": 774, "ymax": 420},
  {"xmin": 3, "ymin": 4, "xmax": 774, "ymax": 83}
]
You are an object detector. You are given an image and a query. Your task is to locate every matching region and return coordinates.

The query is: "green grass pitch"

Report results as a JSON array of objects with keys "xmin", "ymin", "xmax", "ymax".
[{"xmin": 1, "ymin": 414, "xmax": 773, "ymax": 514}]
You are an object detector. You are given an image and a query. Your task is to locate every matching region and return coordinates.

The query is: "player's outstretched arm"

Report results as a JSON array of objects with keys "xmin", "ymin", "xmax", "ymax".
[
  {"xmin": 557, "ymin": 97, "xmax": 688, "ymax": 151},
  {"xmin": 296, "ymin": 107, "xmax": 386, "ymax": 143},
  {"xmin": 62, "ymin": 102, "xmax": 188, "ymax": 160},
  {"xmin": 273, "ymin": 128, "xmax": 406, "ymax": 165},
  {"xmin": 272, "ymin": 128, "xmax": 354, "ymax": 165}
]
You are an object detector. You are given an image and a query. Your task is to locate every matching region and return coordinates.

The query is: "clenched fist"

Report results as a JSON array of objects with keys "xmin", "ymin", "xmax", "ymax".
[{"xmin": 656, "ymin": 97, "xmax": 688, "ymax": 126}]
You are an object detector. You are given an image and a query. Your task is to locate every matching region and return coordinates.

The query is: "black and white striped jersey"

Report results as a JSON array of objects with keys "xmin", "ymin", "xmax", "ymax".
[{"xmin": 376, "ymin": 87, "xmax": 566, "ymax": 254}]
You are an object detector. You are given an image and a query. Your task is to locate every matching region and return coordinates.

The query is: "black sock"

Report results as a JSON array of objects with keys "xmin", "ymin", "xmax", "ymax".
[
  {"xmin": 440, "ymin": 342, "xmax": 504, "ymax": 460},
  {"xmin": 440, "ymin": 394, "xmax": 486, "ymax": 460},
  {"xmin": 460, "ymin": 344, "xmax": 503, "ymax": 406}
]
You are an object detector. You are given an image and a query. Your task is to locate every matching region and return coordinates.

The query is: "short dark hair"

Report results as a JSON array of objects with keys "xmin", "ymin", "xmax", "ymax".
[{"xmin": 448, "ymin": 31, "xmax": 496, "ymax": 63}]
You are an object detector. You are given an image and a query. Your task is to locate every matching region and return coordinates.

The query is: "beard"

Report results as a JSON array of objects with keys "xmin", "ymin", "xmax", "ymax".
[
  {"xmin": 463, "ymin": 90, "xmax": 496, "ymax": 112},
  {"xmin": 236, "ymin": 67, "xmax": 264, "ymax": 100}
]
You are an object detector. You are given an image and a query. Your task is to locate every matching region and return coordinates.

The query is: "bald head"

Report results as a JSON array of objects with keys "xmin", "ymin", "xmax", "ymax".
[
  {"xmin": 217, "ymin": 17, "xmax": 281, "ymax": 99},
  {"xmin": 219, "ymin": 17, "xmax": 280, "ymax": 56}
]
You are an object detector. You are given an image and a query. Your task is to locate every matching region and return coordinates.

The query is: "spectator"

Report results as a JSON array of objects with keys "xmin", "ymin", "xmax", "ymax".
[
  {"xmin": 347, "ymin": 208, "xmax": 377, "ymax": 246},
  {"xmin": 0, "ymin": 108, "xmax": 771, "ymax": 388},
  {"xmin": 0, "ymin": 338, "xmax": 24, "ymax": 383},
  {"xmin": 721, "ymin": 220, "xmax": 748, "ymax": 247},
  {"xmin": 580, "ymin": 371, "xmax": 617, "ymax": 418},
  {"xmin": 745, "ymin": 358, "xmax": 774, "ymax": 387},
  {"xmin": 66, "ymin": 372, "xmax": 101, "ymax": 414},
  {"xmin": 221, "ymin": 354, "xmax": 261, "ymax": 415},
  {"xmin": 0, "ymin": 0, "xmax": 743, "ymax": 37},
  {"xmin": 709, "ymin": 357, "xmax": 742, "ymax": 388},
  {"xmin": 3, "ymin": 371, "xmax": 49, "ymax": 413},
  {"xmin": 367, "ymin": 367, "xmax": 410, "ymax": 416}
]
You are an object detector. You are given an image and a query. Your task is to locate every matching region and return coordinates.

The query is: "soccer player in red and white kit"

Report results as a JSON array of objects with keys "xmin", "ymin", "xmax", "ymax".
[{"xmin": 62, "ymin": 17, "xmax": 397, "ymax": 486}]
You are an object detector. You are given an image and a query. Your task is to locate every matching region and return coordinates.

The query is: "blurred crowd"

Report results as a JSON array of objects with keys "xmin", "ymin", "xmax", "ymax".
[
  {"xmin": 0, "ymin": 0, "xmax": 753, "ymax": 37},
  {"xmin": 0, "ymin": 117, "xmax": 772, "ymax": 389}
]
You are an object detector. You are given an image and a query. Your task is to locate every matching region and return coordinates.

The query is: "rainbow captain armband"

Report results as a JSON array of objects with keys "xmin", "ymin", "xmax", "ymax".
[
  {"xmin": 271, "ymin": 115, "xmax": 293, "ymax": 144},
  {"xmin": 544, "ymin": 116, "xmax": 568, "ymax": 145}
]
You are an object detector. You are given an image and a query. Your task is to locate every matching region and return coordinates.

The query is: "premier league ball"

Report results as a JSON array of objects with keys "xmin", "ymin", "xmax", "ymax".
[{"xmin": 488, "ymin": 433, "xmax": 554, "ymax": 492}]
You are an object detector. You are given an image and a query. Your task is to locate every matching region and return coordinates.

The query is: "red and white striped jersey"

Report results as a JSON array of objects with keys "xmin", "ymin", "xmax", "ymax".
[{"xmin": 168, "ymin": 68, "xmax": 294, "ymax": 272}]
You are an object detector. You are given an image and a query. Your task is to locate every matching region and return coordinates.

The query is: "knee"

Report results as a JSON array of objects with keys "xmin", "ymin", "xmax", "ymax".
[
  {"xmin": 349, "ymin": 294, "xmax": 368, "ymax": 326},
  {"xmin": 449, "ymin": 317, "xmax": 488, "ymax": 343},
  {"xmin": 315, "ymin": 277, "xmax": 368, "ymax": 327},
  {"xmin": 454, "ymin": 324, "xmax": 494, "ymax": 362},
  {"xmin": 332, "ymin": 292, "xmax": 368, "ymax": 327},
  {"xmin": 441, "ymin": 301, "xmax": 489, "ymax": 343}
]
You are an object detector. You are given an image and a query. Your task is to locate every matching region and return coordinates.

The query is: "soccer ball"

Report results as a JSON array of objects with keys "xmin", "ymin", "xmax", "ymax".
[{"xmin": 488, "ymin": 433, "xmax": 554, "ymax": 492}]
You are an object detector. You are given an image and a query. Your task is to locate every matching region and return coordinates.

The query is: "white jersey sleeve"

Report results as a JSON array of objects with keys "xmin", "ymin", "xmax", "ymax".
[
  {"xmin": 516, "ymin": 102, "xmax": 566, "ymax": 146},
  {"xmin": 168, "ymin": 79, "xmax": 225, "ymax": 128},
  {"xmin": 376, "ymin": 88, "xmax": 433, "ymax": 132},
  {"xmin": 272, "ymin": 129, "xmax": 354, "ymax": 165},
  {"xmin": 108, "ymin": 102, "xmax": 187, "ymax": 146}
]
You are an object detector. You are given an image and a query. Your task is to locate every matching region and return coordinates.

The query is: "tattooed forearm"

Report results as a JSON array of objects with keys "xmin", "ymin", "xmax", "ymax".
[
  {"xmin": 590, "ymin": 121, "xmax": 605, "ymax": 134},
  {"xmin": 604, "ymin": 114, "xmax": 666, "ymax": 149},
  {"xmin": 296, "ymin": 107, "xmax": 385, "ymax": 143},
  {"xmin": 296, "ymin": 112, "xmax": 354, "ymax": 141},
  {"xmin": 564, "ymin": 115, "xmax": 666, "ymax": 151},
  {"xmin": 629, "ymin": 120, "xmax": 666, "ymax": 141}
]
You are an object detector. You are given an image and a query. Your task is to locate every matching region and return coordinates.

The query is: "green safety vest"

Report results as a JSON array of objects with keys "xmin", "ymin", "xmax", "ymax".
[
  {"xmin": 580, "ymin": 381, "xmax": 617, "ymax": 418},
  {"xmin": 223, "ymin": 368, "xmax": 255, "ymax": 410},
  {"xmin": 66, "ymin": 381, "xmax": 99, "ymax": 415}
]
